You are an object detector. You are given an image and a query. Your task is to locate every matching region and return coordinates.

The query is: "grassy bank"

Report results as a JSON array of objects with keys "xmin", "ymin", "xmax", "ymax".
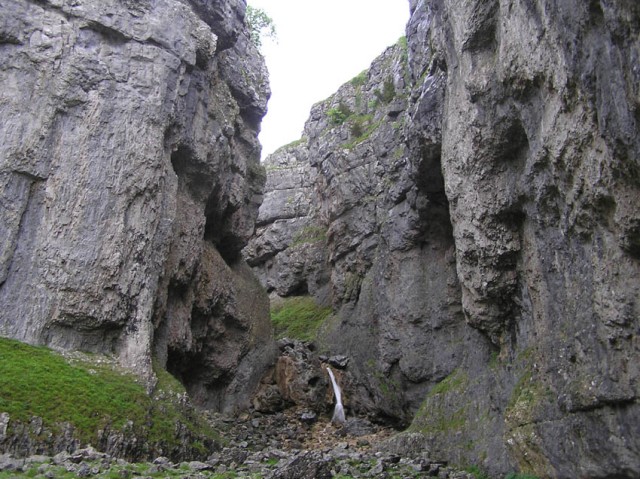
[
  {"xmin": 0, "ymin": 337, "xmax": 218, "ymax": 459},
  {"xmin": 270, "ymin": 296, "xmax": 332, "ymax": 341}
]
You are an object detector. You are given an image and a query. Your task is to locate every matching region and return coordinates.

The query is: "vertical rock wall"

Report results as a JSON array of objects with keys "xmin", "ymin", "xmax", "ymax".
[
  {"xmin": 0, "ymin": 0, "xmax": 275, "ymax": 412},
  {"xmin": 246, "ymin": 41, "xmax": 480, "ymax": 427},
  {"xmin": 419, "ymin": 0, "xmax": 640, "ymax": 477},
  {"xmin": 247, "ymin": 0, "xmax": 640, "ymax": 477}
]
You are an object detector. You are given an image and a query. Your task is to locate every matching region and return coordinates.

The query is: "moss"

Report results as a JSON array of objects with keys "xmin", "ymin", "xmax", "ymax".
[
  {"xmin": 343, "ymin": 272, "xmax": 364, "ymax": 301},
  {"xmin": 270, "ymin": 296, "xmax": 333, "ymax": 341},
  {"xmin": 428, "ymin": 369, "xmax": 468, "ymax": 397},
  {"xmin": 291, "ymin": 225, "xmax": 327, "ymax": 246},
  {"xmin": 505, "ymin": 353, "xmax": 551, "ymax": 427},
  {"xmin": 0, "ymin": 337, "xmax": 219, "ymax": 456},
  {"xmin": 408, "ymin": 369, "xmax": 471, "ymax": 436}
]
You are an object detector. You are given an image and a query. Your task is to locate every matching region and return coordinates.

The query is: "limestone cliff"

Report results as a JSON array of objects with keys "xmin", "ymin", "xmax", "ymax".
[
  {"xmin": 0, "ymin": 0, "xmax": 275, "ymax": 412},
  {"xmin": 246, "ymin": 0, "xmax": 640, "ymax": 477}
]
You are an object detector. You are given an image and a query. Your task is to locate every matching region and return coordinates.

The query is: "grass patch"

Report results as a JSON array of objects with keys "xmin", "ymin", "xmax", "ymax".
[
  {"xmin": 271, "ymin": 137, "xmax": 307, "ymax": 156},
  {"xmin": 270, "ymin": 296, "xmax": 332, "ymax": 341},
  {"xmin": 0, "ymin": 337, "xmax": 218, "ymax": 457},
  {"xmin": 428, "ymin": 369, "xmax": 468, "ymax": 397},
  {"xmin": 465, "ymin": 465, "xmax": 490, "ymax": 479},
  {"xmin": 350, "ymin": 70, "xmax": 368, "ymax": 87},
  {"xmin": 0, "ymin": 338, "xmax": 148, "ymax": 440},
  {"xmin": 291, "ymin": 225, "xmax": 327, "ymax": 247}
]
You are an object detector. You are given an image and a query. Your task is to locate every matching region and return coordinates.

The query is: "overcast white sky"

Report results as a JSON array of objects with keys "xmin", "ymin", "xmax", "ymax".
[{"xmin": 246, "ymin": 0, "xmax": 410, "ymax": 159}]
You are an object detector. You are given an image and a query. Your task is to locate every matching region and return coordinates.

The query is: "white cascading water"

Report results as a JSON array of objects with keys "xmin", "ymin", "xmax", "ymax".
[{"xmin": 326, "ymin": 365, "xmax": 346, "ymax": 424}]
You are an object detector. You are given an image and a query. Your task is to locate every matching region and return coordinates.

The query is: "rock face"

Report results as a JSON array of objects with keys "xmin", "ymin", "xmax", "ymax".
[
  {"xmin": 246, "ymin": 39, "xmax": 479, "ymax": 426},
  {"xmin": 0, "ymin": 0, "xmax": 275, "ymax": 412},
  {"xmin": 246, "ymin": 1, "xmax": 640, "ymax": 477},
  {"xmin": 244, "ymin": 144, "xmax": 329, "ymax": 300}
]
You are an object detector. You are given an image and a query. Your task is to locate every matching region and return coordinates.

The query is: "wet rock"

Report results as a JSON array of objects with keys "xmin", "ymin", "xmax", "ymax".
[
  {"xmin": 299, "ymin": 411, "xmax": 318, "ymax": 425},
  {"xmin": 328, "ymin": 355, "xmax": 350, "ymax": 369}
]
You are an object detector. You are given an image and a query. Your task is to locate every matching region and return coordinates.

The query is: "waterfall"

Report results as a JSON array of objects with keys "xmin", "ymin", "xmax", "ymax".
[{"xmin": 326, "ymin": 366, "xmax": 346, "ymax": 424}]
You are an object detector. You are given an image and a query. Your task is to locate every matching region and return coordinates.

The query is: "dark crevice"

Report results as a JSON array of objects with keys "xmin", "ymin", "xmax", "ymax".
[
  {"xmin": 414, "ymin": 144, "xmax": 455, "ymax": 246},
  {"xmin": 462, "ymin": 0, "xmax": 499, "ymax": 53},
  {"xmin": 495, "ymin": 119, "xmax": 529, "ymax": 164},
  {"xmin": 203, "ymin": 192, "xmax": 240, "ymax": 265}
]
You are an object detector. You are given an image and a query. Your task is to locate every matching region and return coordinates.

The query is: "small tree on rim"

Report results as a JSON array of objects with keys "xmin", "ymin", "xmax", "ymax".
[{"xmin": 246, "ymin": 5, "xmax": 277, "ymax": 49}]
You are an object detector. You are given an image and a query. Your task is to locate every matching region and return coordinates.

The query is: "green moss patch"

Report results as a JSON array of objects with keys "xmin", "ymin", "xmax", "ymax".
[
  {"xmin": 0, "ymin": 337, "xmax": 218, "ymax": 457},
  {"xmin": 270, "ymin": 296, "xmax": 332, "ymax": 341},
  {"xmin": 428, "ymin": 369, "xmax": 468, "ymax": 397},
  {"xmin": 408, "ymin": 369, "xmax": 470, "ymax": 435},
  {"xmin": 291, "ymin": 225, "xmax": 327, "ymax": 247}
]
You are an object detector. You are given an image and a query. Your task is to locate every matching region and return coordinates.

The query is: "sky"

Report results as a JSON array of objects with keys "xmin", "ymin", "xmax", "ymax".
[{"xmin": 246, "ymin": 0, "xmax": 410, "ymax": 159}]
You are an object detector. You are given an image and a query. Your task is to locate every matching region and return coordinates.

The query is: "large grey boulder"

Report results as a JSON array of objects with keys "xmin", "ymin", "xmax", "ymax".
[{"xmin": 0, "ymin": 0, "xmax": 275, "ymax": 412}]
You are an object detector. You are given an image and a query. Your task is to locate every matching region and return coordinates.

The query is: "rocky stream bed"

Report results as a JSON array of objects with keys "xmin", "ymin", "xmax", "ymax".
[{"xmin": 0, "ymin": 408, "xmax": 478, "ymax": 479}]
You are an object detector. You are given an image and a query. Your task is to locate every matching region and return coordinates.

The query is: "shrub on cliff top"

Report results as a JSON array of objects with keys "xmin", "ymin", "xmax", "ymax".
[{"xmin": 246, "ymin": 5, "xmax": 276, "ymax": 49}]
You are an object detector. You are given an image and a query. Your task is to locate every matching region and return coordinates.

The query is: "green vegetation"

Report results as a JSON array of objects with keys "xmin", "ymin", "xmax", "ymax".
[
  {"xmin": 374, "ymin": 78, "xmax": 396, "ymax": 104},
  {"xmin": 348, "ymin": 114, "xmax": 373, "ymax": 139},
  {"xmin": 408, "ymin": 369, "xmax": 471, "ymax": 435},
  {"xmin": 273, "ymin": 137, "xmax": 307, "ymax": 154},
  {"xmin": 397, "ymin": 36, "xmax": 409, "ymax": 70},
  {"xmin": 398, "ymin": 35, "xmax": 408, "ymax": 51},
  {"xmin": 350, "ymin": 70, "xmax": 368, "ymax": 87},
  {"xmin": 343, "ymin": 117, "xmax": 383, "ymax": 149},
  {"xmin": 465, "ymin": 465, "xmax": 491, "ymax": 479},
  {"xmin": 270, "ymin": 296, "xmax": 332, "ymax": 341},
  {"xmin": 0, "ymin": 337, "xmax": 217, "ymax": 453},
  {"xmin": 428, "ymin": 369, "xmax": 468, "ymax": 397},
  {"xmin": 327, "ymin": 101, "xmax": 353, "ymax": 125},
  {"xmin": 245, "ymin": 5, "xmax": 276, "ymax": 49},
  {"xmin": 291, "ymin": 225, "xmax": 327, "ymax": 246},
  {"xmin": 0, "ymin": 461, "xmax": 258, "ymax": 479},
  {"xmin": 505, "ymin": 474, "xmax": 540, "ymax": 479}
]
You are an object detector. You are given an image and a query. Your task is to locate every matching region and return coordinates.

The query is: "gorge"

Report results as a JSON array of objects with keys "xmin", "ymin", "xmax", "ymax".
[{"xmin": 1, "ymin": 0, "xmax": 639, "ymax": 478}]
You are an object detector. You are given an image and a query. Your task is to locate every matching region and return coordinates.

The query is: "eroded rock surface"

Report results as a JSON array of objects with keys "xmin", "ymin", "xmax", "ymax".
[
  {"xmin": 247, "ymin": 1, "xmax": 640, "ymax": 477},
  {"xmin": 246, "ymin": 40, "xmax": 476, "ymax": 429},
  {"xmin": 0, "ymin": 0, "xmax": 274, "ymax": 412}
]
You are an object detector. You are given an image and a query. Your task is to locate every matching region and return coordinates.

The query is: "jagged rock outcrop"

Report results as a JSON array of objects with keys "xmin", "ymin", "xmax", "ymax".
[
  {"xmin": 0, "ymin": 0, "xmax": 275, "ymax": 413},
  {"xmin": 415, "ymin": 0, "xmax": 640, "ymax": 477},
  {"xmin": 247, "ymin": 1, "xmax": 640, "ymax": 477},
  {"xmin": 246, "ymin": 40, "xmax": 478, "ymax": 428},
  {"xmin": 243, "ymin": 145, "xmax": 330, "ymax": 299}
]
